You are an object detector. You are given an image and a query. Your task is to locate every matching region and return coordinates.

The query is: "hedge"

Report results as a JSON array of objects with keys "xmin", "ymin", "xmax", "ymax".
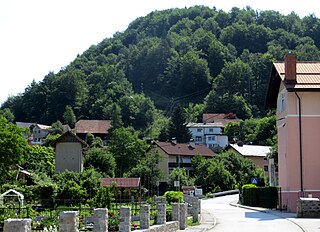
[{"xmin": 241, "ymin": 185, "xmax": 278, "ymax": 209}]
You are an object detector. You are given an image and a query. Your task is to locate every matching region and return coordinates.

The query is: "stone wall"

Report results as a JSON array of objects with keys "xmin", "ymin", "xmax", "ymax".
[
  {"xmin": 138, "ymin": 221, "xmax": 179, "ymax": 232},
  {"xmin": 297, "ymin": 197, "xmax": 320, "ymax": 218}
]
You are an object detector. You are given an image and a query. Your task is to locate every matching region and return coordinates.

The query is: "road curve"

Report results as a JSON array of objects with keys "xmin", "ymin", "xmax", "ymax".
[{"xmin": 202, "ymin": 194, "xmax": 303, "ymax": 232}]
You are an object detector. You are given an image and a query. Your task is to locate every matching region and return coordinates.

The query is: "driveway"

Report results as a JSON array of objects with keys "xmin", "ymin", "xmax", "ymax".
[{"xmin": 202, "ymin": 194, "xmax": 303, "ymax": 232}]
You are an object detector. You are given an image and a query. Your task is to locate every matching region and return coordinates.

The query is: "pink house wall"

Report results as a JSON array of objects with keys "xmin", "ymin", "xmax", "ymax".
[{"xmin": 277, "ymin": 86, "xmax": 320, "ymax": 212}]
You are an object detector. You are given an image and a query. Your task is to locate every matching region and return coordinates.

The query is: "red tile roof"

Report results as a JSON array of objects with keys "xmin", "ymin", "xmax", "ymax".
[
  {"xmin": 101, "ymin": 178, "xmax": 141, "ymax": 188},
  {"xmin": 202, "ymin": 113, "xmax": 240, "ymax": 126},
  {"xmin": 75, "ymin": 120, "xmax": 111, "ymax": 134},
  {"xmin": 154, "ymin": 141, "xmax": 214, "ymax": 157}
]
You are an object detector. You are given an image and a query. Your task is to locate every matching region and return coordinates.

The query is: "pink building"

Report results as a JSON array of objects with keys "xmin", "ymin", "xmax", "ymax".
[{"xmin": 266, "ymin": 54, "xmax": 320, "ymax": 212}]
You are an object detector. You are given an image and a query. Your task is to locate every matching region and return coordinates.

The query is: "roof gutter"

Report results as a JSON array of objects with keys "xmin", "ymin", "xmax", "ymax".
[{"xmin": 295, "ymin": 92, "xmax": 304, "ymax": 196}]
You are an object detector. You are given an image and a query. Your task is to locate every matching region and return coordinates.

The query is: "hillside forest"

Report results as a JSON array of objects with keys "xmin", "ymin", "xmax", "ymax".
[{"xmin": 0, "ymin": 5, "xmax": 319, "ymax": 201}]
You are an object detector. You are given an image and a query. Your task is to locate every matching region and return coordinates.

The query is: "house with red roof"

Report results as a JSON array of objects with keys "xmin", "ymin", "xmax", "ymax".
[
  {"xmin": 266, "ymin": 54, "xmax": 320, "ymax": 212},
  {"xmin": 151, "ymin": 139, "xmax": 215, "ymax": 183},
  {"xmin": 101, "ymin": 178, "xmax": 141, "ymax": 202},
  {"xmin": 75, "ymin": 120, "xmax": 112, "ymax": 140}
]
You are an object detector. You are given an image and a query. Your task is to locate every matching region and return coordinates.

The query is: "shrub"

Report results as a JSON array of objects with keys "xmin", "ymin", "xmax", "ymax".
[
  {"xmin": 164, "ymin": 191, "xmax": 184, "ymax": 204},
  {"xmin": 241, "ymin": 184, "xmax": 258, "ymax": 206}
]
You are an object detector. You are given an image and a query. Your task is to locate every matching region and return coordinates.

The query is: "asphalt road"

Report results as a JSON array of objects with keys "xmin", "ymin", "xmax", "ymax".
[{"xmin": 202, "ymin": 194, "xmax": 303, "ymax": 232}]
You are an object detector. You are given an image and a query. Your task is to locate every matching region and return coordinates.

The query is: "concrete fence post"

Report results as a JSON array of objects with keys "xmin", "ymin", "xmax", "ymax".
[
  {"xmin": 59, "ymin": 211, "xmax": 79, "ymax": 232},
  {"xmin": 93, "ymin": 208, "xmax": 108, "ymax": 232},
  {"xmin": 156, "ymin": 197, "xmax": 166, "ymax": 225},
  {"xmin": 4, "ymin": 218, "xmax": 31, "ymax": 232},
  {"xmin": 179, "ymin": 203, "xmax": 188, "ymax": 230},
  {"xmin": 140, "ymin": 204, "xmax": 150, "ymax": 229},
  {"xmin": 119, "ymin": 206, "xmax": 131, "ymax": 232}
]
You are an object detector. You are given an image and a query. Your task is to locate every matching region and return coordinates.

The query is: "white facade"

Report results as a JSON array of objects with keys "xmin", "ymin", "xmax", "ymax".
[{"xmin": 187, "ymin": 123, "xmax": 228, "ymax": 149}]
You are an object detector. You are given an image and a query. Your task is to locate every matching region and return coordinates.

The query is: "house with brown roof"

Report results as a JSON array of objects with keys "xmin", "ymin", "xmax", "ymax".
[
  {"xmin": 266, "ymin": 54, "xmax": 320, "ymax": 212},
  {"xmin": 202, "ymin": 113, "xmax": 241, "ymax": 126},
  {"xmin": 51, "ymin": 131, "xmax": 87, "ymax": 173},
  {"xmin": 151, "ymin": 139, "xmax": 215, "ymax": 183},
  {"xmin": 75, "ymin": 120, "xmax": 111, "ymax": 140}
]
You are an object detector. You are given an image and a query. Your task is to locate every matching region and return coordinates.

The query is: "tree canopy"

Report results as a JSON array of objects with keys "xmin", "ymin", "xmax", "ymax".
[{"xmin": 3, "ymin": 6, "xmax": 320, "ymax": 126}]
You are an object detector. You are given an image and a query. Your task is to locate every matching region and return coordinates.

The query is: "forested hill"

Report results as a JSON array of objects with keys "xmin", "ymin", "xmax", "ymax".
[{"xmin": 2, "ymin": 6, "xmax": 320, "ymax": 128}]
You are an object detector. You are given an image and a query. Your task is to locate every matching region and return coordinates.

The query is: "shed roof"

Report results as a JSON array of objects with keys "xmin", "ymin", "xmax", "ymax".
[
  {"xmin": 229, "ymin": 144, "xmax": 271, "ymax": 157},
  {"xmin": 50, "ymin": 131, "xmax": 87, "ymax": 147},
  {"xmin": 154, "ymin": 141, "xmax": 214, "ymax": 157},
  {"xmin": 75, "ymin": 120, "xmax": 111, "ymax": 134},
  {"xmin": 101, "ymin": 178, "xmax": 141, "ymax": 188}
]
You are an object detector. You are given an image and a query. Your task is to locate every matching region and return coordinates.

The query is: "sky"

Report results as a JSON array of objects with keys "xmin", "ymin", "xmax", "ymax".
[{"xmin": 0, "ymin": 0, "xmax": 319, "ymax": 105}]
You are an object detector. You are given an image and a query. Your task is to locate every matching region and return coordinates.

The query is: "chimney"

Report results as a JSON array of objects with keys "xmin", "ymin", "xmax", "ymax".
[
  {"xmin": 171, "ymin": 137, "xmax": 177, "ymax": 145},
  {"xmin": 189, "ymin": 138, "xmax": 195, "ymax": 148},
  {"xmin": 284, "ymin": 54, "xmax": 297, "ymax": 84}
]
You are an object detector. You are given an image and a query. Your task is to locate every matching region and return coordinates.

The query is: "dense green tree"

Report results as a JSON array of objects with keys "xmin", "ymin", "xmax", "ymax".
[
  {"xmin": 0, "ymin": 108, "xmax": 15, "ymax": 122},
  {"xmin": 49, "ymin": 121, "xmax": 64, "ymax": 135},
  {"xmin": 184, "ymin": 103, "xmax": 204, "ymax": 123},
  {"xmin": 204, "ymin": 91, "xmax": 252, "ymax": 119},
  {"xmin": 0, "ymin": 115, "xmax": 29, "ymax": 184},
  {"xmin": 168, "ymin": 168, "xmax": 194, "ymax": 189},
  {"xmin": 126, "ymin": 150, "xmax": 164, "ymax": 193},
  {"xmin": 84, "ymin": 147, "xmax": 116, "ymax": 177},
  {"xmin": 161, "ymin": 105, "xmax": 192, "ymax": 143},
  {"xmin": 224, "ymin": 115, "xmax": 276, "ymax": 146},
  {"xmin": 109, "ymin": 127, "xmax": 148, "ymax": 176},
  {"xmin": 63, "ymin": 105, "xmax": 76, "ymax": 128},
  {"xmin": 25, "ymin": 145, "xmax": 55, "ymax": 176}
]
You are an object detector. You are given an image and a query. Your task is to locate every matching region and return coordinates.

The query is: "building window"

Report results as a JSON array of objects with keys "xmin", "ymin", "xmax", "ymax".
[
  {"xmin": 208, "ymin": 136, "xmax": 216, "ymax": 141},
  {"xmin": 195, "ymin": 136, "xmax": 202, "ymax": 142},
  {"xmin": 264, "ymin": 166, "xmax": 269, "ymax": 172},
  {"xmin": 209, "ymin": 128, "xmax": 214, "ymax": 132},
  {"xmin": 197, "ymin": 128, "xmax": 202, "ymax": 132},
  {"xmin": 278, "ymin": 92, "xmax": 286, "ymax": 112}
]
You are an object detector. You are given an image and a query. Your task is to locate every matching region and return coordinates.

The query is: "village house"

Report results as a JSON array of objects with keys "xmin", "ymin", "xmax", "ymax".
[
  {"xmin": 187, "ymin": 113, "xmax": 240, "ymax": 150},
  {"xmin": 228, "ymin": 143, "xmax": 271, "ymax": 177},
  {"xmin": 51, "ymin": 131, "xmax": 87, "ymax": 173},
  {"xmin": 75, "ymin": 120, "xmax": 111, "ymax": 141},
  {"xmin": 266, "ymin": 54, "xmax": 320, "ymax": 212},
  {"xmin": 150, "ymin": 139, "xmax": 215, "ymax": 183}
]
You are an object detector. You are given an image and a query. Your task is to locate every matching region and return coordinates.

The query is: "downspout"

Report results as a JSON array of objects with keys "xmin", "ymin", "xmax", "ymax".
[{"xmin": 294, "ymin": 92, "xmax": 303, "ymax": 196}]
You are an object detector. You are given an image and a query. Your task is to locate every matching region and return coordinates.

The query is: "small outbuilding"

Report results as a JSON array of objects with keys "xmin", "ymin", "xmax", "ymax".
[{"xmin": 51, "ymin": 131, "xmax": 87, "ymax": 173}]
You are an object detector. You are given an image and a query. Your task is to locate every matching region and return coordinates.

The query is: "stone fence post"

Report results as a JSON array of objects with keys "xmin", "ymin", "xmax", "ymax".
[
  {"xmin": 140, "ymin": 204, "xmax": 150, "ymax": 229},
  {"xmin": 179, "ymin": 203, "xmax": 188, "ymax": 230},
  {"xmin": 4, "ymin": 218, "xmax": 31, "ymax": 232},
  {"xmin": 172, "ymin": 203, "xmax": 180, "ymax": 227},
  {"xmin": 156, "ymin": 197, "xmax": 166, "ymax": 225},
  {"xmin": 119, "ymin": 206, "xmax": 131, "ymax": 232},
  {"xmin": 59, "ymin": 211, "xmax": 79, "ymax": 232},
  {"xmin": 93, "ymin": 208, "xmax": 108, "ymax": 232},
  {"xmin": 192, "ymin": 197, "xmax": 200, "ymax": 222}
]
